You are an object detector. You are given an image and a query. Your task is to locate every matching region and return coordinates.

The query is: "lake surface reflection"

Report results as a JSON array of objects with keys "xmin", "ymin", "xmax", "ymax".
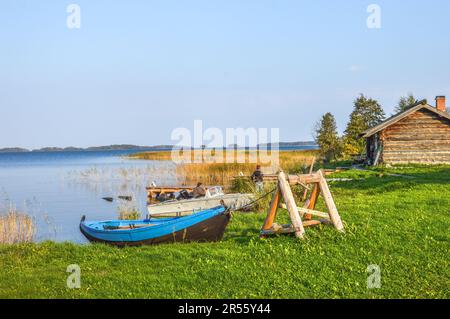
[{"xmin": 0, "ymin": 150, "xmax": 177, "ymax": 242}]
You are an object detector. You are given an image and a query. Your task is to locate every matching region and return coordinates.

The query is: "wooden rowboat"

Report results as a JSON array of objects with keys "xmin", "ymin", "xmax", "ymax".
[{"xmin": 79, "ymin": 206, "xmax": 231, "ymax": 246}]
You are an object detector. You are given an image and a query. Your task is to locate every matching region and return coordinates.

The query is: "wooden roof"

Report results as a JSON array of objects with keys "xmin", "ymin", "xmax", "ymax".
[{"xmin": 360, "ymin": 102, "xmax": 450, "ymax": 138}]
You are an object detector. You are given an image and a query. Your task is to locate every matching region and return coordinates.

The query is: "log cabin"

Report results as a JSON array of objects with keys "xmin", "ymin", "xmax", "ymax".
[{"xmin": 360, "ymin": 96, "xmax": 450, "ymax": 165}]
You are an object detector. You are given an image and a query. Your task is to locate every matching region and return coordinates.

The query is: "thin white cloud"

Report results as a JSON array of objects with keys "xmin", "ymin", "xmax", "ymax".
[{"xmin": 349, "ymin": 65, "xmax": 363, "ymax": 72}]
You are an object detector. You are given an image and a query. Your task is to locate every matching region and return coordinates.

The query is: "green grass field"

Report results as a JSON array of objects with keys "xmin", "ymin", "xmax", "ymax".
[{"xmin": 0, "ymin": 166, "xmax": 449, "ymax": 298}]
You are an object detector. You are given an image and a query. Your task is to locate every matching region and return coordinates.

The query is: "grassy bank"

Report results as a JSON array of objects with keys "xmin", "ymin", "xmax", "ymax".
[
  {"xmin": 0, "ymin": 165, "xmax": 449, "ymax": 298},
  {"xmin": 130, "ymin": 149, "xmax": 319, "ymax": 186}
]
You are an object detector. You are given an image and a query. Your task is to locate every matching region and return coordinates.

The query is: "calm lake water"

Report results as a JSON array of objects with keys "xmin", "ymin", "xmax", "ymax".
[
  {"xmin": 0, "ymin": 146, "xmax": 317, "ymax": 243},
  {"xmin": 0, "ymin": 150, "xmax": 177, "ymax": 243}
]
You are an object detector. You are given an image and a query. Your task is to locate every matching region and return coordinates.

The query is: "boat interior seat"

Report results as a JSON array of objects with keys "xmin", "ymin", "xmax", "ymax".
[
  {"xmin": 177, "ymin": 190, "xmax": 193, "ymax": 200},
  {"xmin": 103, "ymin": 223, "xmax": 154, "ymax": 230}
]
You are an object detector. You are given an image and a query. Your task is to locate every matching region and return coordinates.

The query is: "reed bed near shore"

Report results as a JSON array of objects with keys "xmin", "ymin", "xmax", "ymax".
[
  {"xmin": 130, "ymin": 149, "xmax": 318, "ymax": 164},
  {"xmin": 130, "ymin": 149, "xmax": 319, "ymax": 186},
  {"xmin": 66, "ymin": 163, "xmax": 179, "ymax": 196},
  {"xmin": 0, "ymin": 207, "xmax": 35, "ymax": 244},
  {"xmin": 116, "ymin": 194, "xmax": 143, "ymax": 220},
  {"xmin": 117, "ymin": 205, "xmax": 142, "ymax": 220}
]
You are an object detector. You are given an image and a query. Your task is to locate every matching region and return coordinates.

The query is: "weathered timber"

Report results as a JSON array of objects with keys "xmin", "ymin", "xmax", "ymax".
[
  {"xmin": 308, "ymin": 183, "xmax": 320, "ymax": 210},
  {"xmin": 299, "ymin": 207, "xmax": 331, "ymax": 220},
  {"xmin": 260, "ymin": 225, "xmax": 295, "ymax": 235},
  {"xmin": 261, "ymin": 187, "xmax": 281, "ymax": 231},
  {"xmin": 385, "ymin": 127, "xmax": 450, "ymax": 133},
  {"xmin": 261, "ymin": 170, "xmax": 343, "ymax": 238},
  {"xmin": 383, "ymin": 157, "xmax": 450, "ymax": 164},
  {"xmin": 260, "ymin": 220, "xmax": 322, "ymax": 235},
  {"xmin": 384, "ymin": 140, "xmax": 450, "ymax": 146},
  {"xmin": 286, "ymin": 173, "xmax": 322, "ymax": 185},
  {"xmin": 280, "ymin": 203, "xmax": 330, "ymax": 220},
  {"xmin": 278, "ymin": 171, "xmax": 305, "ymax": 239},
  {"xmin": 302, "ymin": 220, "xmax": 322, "ymax": 227},
  {"xmin": 383, "ymin": 150, "xmax": 450, "ymax": 155},
  {"xmin": 261, "ymin": 173, "xmax": 322, "ymax": 184},
  {"xmin": 317, "ymin": 170, "xmax": 344, "ymax": 232},
  {"xmin": 365, "ymin": 106, "xmax": 450, "ymax": 165}
]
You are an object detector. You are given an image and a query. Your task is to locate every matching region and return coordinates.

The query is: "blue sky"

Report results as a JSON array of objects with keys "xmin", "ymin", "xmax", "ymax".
[{"xmin": 1, "ymin": 0, "xmax": 449, "ymax": 148}]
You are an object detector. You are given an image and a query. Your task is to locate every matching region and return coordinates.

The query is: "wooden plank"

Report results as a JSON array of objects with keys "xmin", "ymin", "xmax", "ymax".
[
  {"xmin": 385, "ymin": 133, "xmax": 450, "ymax": 139},
  {"xmin": 260, "ymin": 220, "xmax": 322, "ymax": 235},
  {"xmin": 385, "ymin": 131, "xmax": 450, "ymax": 137},
  {"xmin": 384, "ymin": 156, "xmax": 450, "ymax": 160},
  {"xmin": 384, "ymin": 155, "xmax": 450, "ymax": 160},
  {"xmin": 280, "ymin": 204, "xmax": 330, "ymax": 220},
  {"xmin": 383, "ymin": 159, "xmax": 450, "ymax": 164},
  {"xmin": 304, "ymin": 182, "xmax": 320, "ymax": 220},
  {"xmin": 317, "ymin": 170, "xmax": 344, "ymax": 232},
  {"xmin": 263, "ymin": 173, "xmax": 321, "ymax": 184},
  {"xmin": 261, "ymin": 187, "xmax": 281, "ymax": 231},
  {"xmin": 302, "ymin": 220, "xmax": 322, "ymax": 227},
  {"xmin": 384, "ymin": 149, "xmax": 450, "ymax": 156},
  {"xmin": 308, "ymin": 183, "xmax": 320, "ymax": 210},
  {"xmin": 384, "ymin": 141, "xmax": 450, "ymax": 147},
  {"xmin": 383, "ymin": 149, "xmax": 450, "ymax": 153},
  {"xmin": 287, "ymin": 173, "xmax": 322, "ymax": 185},
  {"xmin": 385, "ymin": 140, "xmax": 450, "ymax": 146},
  {"xmin": 383, "ymin": 152, "xmax": 450, "ymax": 156},
  {"xmin": 260, "ymin": 172, "xmax": 331, "ymax": 184},
  {"xmin": 384, "ymin": 160, "xmax": 450, "ymax": 164},
  {"xmin": 298, "ymin": 208, "xmax": 331, "ymax": 220},
  {"xmin": 260, "ymin": 226, "xmax": 295, "ymax": 235},
  {"xmin": 383, "ymin": 148, "xmax": 450, "ymax": 152},
  {"xmin": 386, "ymin": 135, "xmax": 450, "ymax": 141},
  {"xmin": 278, "ymin": 171, "xmax": 305, "ymax": 239},
  {"xmin": 384, "ymin": 147, "xmax": 450, "ymax": 152}
]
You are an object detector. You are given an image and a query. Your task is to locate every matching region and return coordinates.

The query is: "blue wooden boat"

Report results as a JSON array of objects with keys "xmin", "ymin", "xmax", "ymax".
[{"xmin": 80, "ymin": 205, "xmax": 230, "ymax": 246}]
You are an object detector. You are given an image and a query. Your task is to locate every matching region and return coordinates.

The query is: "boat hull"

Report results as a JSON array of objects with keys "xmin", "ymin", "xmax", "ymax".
[{"xmin": 80, "ymin": 207, "xmax": 231, "ymax": 247}]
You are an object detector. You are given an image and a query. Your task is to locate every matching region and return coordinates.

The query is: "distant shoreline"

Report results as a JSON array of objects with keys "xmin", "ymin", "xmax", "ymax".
[
  {"xmin": 0, "ymin": 145, "xmax": 173, "ymax": 153},
  {"xmin": 0, "ymin": 142, "xmax": 317, "ymax": 153}
]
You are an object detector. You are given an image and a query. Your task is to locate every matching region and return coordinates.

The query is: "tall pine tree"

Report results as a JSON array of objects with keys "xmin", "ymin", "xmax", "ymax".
[
  {"xmin": 395, "ymin": 93, "xmax": 417, "ymax": 114},
  {"xmin": 314, "ymin": 112, "xmax": 341, "ymax": 162},
  {"xmin": 343, "ymin": 94, "xmax": 385, "ymax": 156}
]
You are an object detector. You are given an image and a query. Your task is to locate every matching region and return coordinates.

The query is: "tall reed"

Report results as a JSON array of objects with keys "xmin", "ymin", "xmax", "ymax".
[
  {"xmin": 130, "ymin": 149, "xmax": 319, "ymax": 187},
  {"xmin": 0, "ymin": 206, "xmax": 35, "ymax": 244},
  {"xmin": 116, "ymin": 196, "xmax": 143, "ymax": 220}
]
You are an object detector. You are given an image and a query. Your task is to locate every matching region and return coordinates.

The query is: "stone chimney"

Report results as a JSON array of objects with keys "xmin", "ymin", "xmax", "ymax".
[{"xmin": 436, "ymin": 96, "xmax": 446, "ymax": 112}]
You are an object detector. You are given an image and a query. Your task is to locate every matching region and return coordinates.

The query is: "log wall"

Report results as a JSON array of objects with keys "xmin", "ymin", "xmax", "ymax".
[{"xmin": 381, "ymin": 109, "xmax": 450, "ymax": 164}]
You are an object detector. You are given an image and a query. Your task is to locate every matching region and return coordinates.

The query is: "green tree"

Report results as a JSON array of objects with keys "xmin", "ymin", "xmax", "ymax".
[
  {"xmin": 343, "ymin": 94, "xmax": 385, "ymax": 156},
  {"xmin": 395, "ymin": 93, "xmax": 417, "ymax": 113},
  {"xmin": 314, "ymin": 112, "xmax": 341, "ymax": 162}
]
